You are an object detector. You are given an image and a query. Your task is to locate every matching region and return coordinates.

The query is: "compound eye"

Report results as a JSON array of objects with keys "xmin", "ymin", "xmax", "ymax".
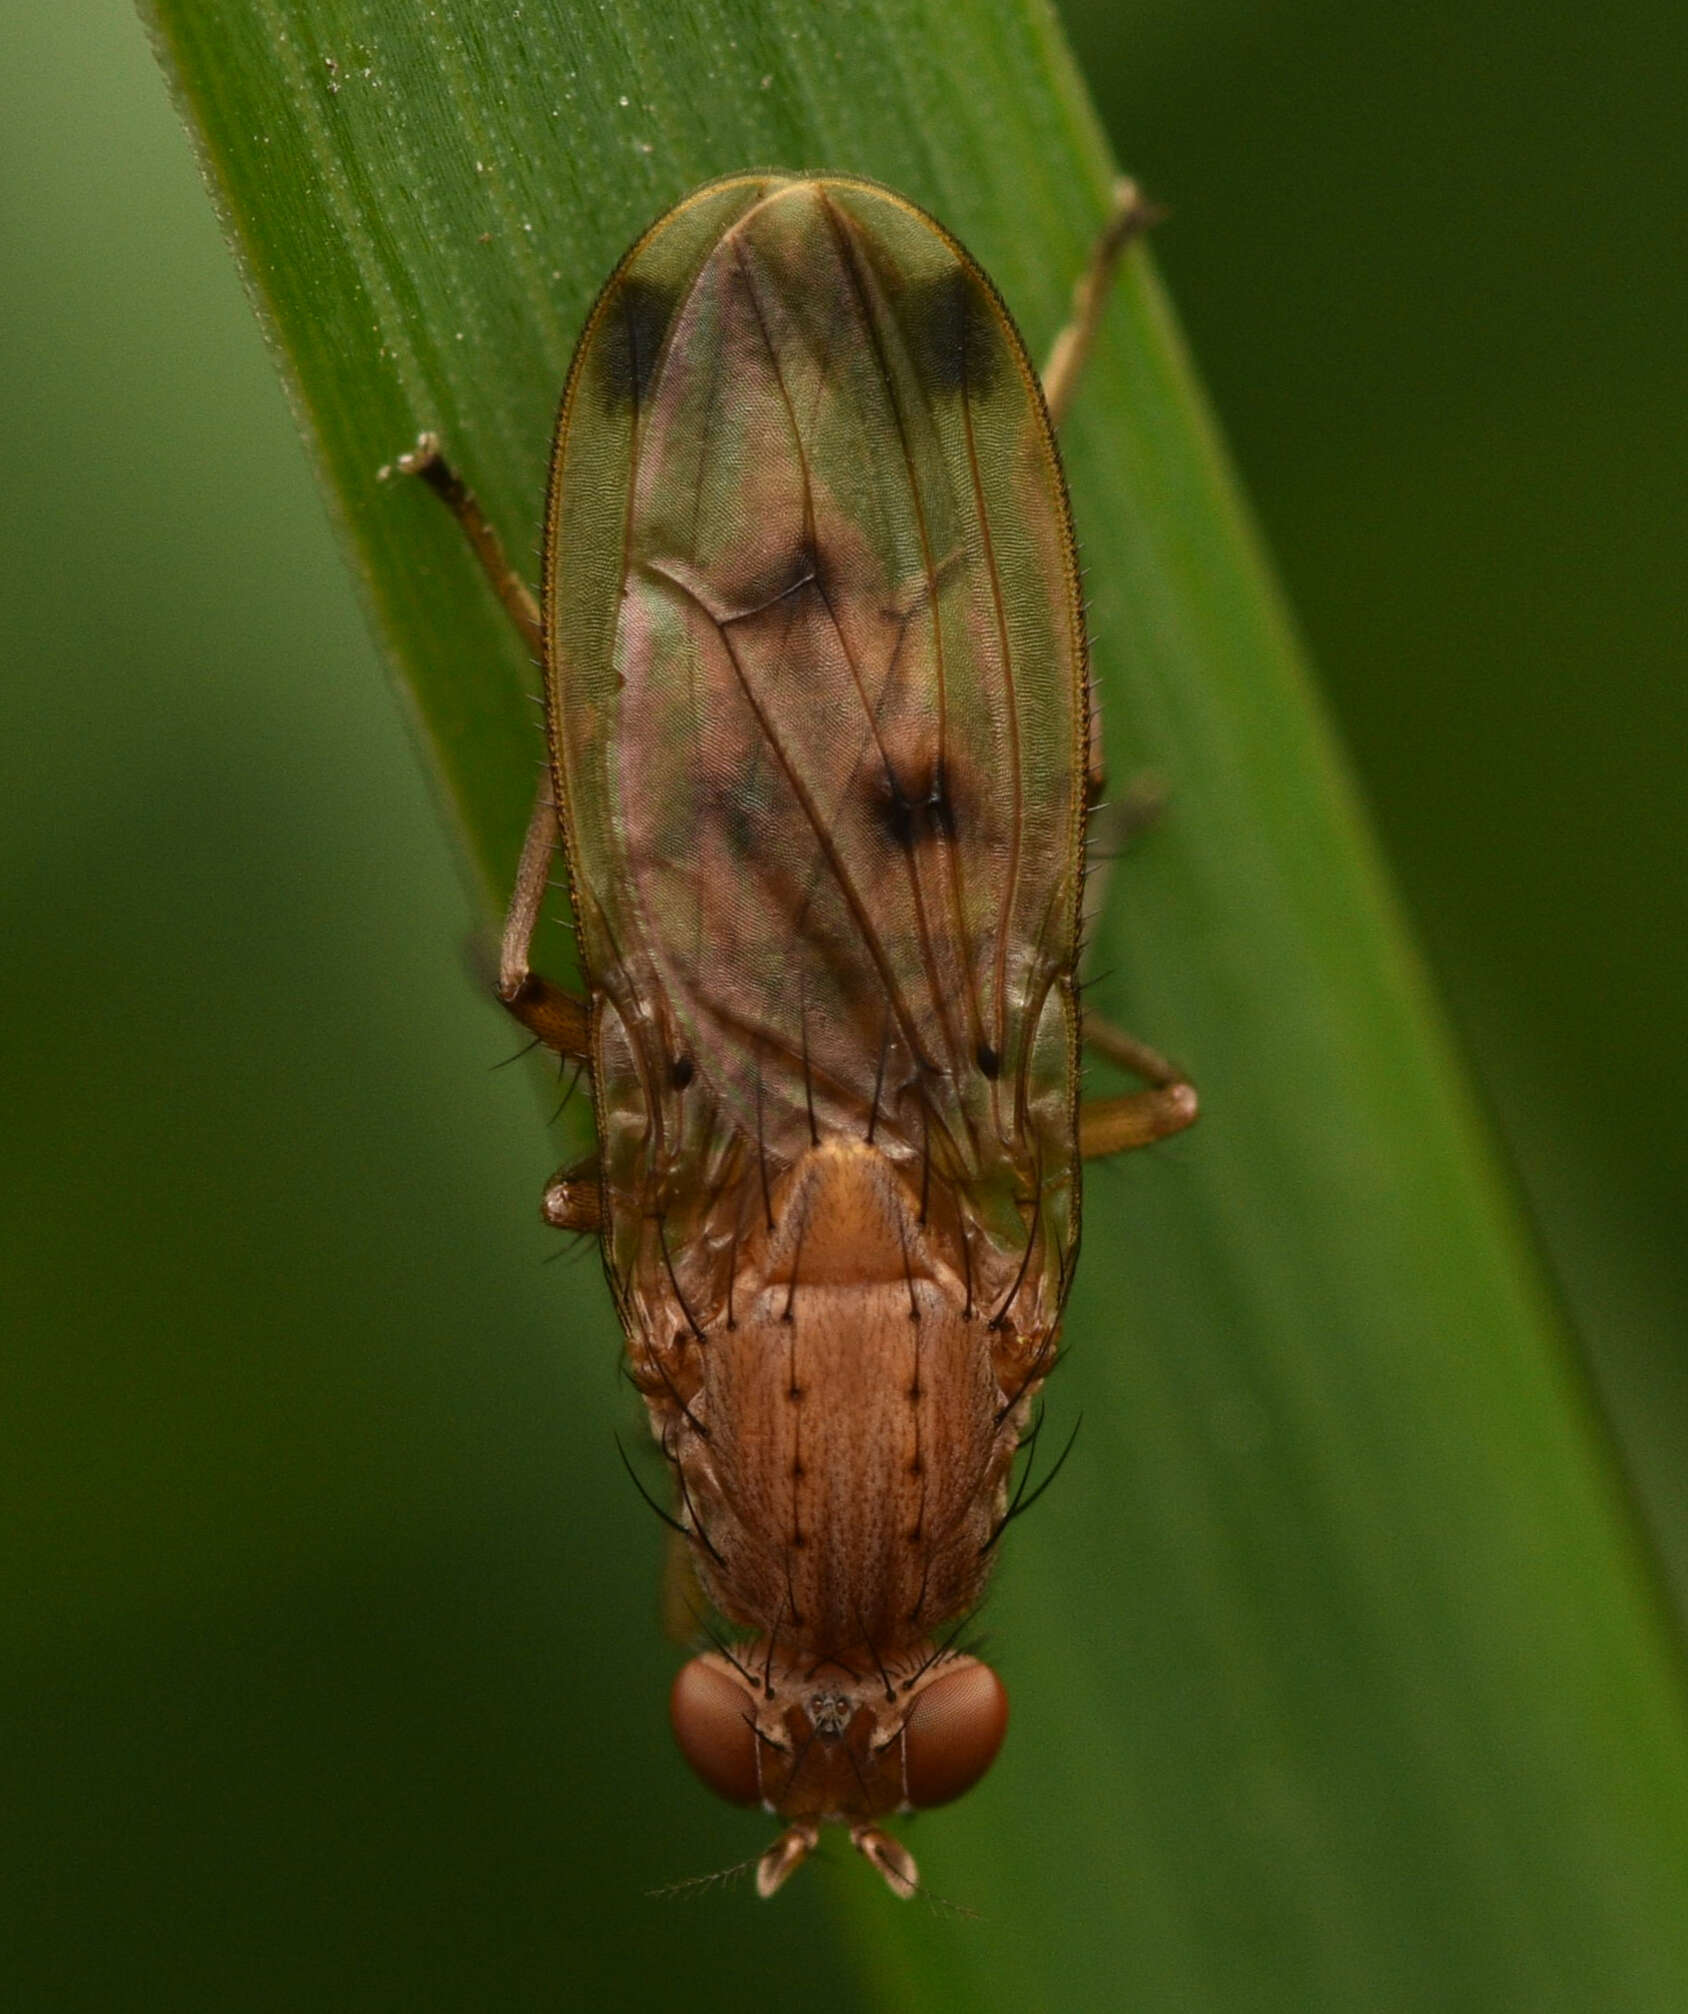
[
  {"xmin": 902, "ymin": 1659, "xmax": 1009, "ymax": 1809},
  {"xmin": 670, "ymin": 1656, "xmax": 762, "ymax": 1806}
]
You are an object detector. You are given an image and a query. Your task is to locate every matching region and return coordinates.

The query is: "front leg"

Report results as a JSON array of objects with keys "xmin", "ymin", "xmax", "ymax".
[{"xmin": 541, "ymin": 1156, "xmax": 602, "ymax": 1234}]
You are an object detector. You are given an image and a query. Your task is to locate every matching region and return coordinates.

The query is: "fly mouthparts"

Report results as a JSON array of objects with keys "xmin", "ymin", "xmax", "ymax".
[{"xmin": 752, "ymin": 1821, "xmax": 919, "ymax": 1901}]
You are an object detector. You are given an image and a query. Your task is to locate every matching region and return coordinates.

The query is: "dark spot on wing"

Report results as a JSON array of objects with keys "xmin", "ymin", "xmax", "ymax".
[
  {"xmin": 875, "ymin": 774, "xmax": 918, "ymax": 851},
  {"xmin": 927, "ymin": 762, "xmax": 958, "ymax": 840},
  {"xmin": 670, "ymin": 1055, "xmax": 695, "ymax": 1090},
  {"xmin": 711, "ymin": 785, "xmax": 758, "ymax": 861},
  {"xmin": 869, "ymin": 756, "xmax": 966, "ymax": 852},
  {"xmin": 976, "ymin": 1043, "xmax": 1000, "ymax": 1079},
  {"xmin": 597, "ymin": 273, "xmax": 680, "ymax": 410},
  {"xmin": 717, "ymin": 538, "xmax": 822, "ymax": 627},
  {"xmin": 901, "ymin": 264, "xmax": 1001, "ymax": 398}
]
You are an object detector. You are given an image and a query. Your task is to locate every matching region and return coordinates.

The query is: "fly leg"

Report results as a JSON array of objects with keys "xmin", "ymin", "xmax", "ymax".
[
  {"xmin": 1042, "ymin": 183, "xmax": 1162, "ymax": 805},
  {"xmin": 1083, "ymin": 771, "xmax": 1168, "ymax": 946},
  {"xmin": 1079, "ymin": 1013, "xmax": 1198, "ymax": 1159},
  {"xmin": 396, "ymin": 433, "xmax": 589, "ymax": 1061},
  {"xmin": 1040, "ymin": 178, "xmax": 1162, "ymax": 430},
  {"xmin": 541, "ymin": 1158, "xmax": 602, "ymax": 1235},
  {"xmin": 496, "ymin": 775, "xmax": 589, "ymax": 1057},
  {"xmin": 1079, "ymin": 787, "xmax": 1196, "ymax": 1156},
  {"xmin": 398, "ymin": 432, "xmax": 547, "ymax": 656}
]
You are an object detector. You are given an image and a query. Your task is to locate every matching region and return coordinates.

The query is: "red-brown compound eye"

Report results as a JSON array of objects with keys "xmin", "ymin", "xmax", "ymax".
[
  {"xmin": 670, "ymin": 1656, "xmax": 762, "ymax": 1806},
  {"xmin": 902, "ymin": 1659, "xmax": 1009, "ymax": 1809}
]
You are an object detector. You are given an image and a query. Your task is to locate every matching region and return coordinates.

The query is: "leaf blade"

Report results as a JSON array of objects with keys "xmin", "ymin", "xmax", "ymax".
[{"xmin": 143, "ymin": 0, "xmax": 1688, "ymax": 2003}]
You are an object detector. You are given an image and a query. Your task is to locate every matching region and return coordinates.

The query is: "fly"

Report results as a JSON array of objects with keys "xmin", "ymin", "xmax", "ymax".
[{"xmin": 399, "ymin": 172, "xmax": 1197, "ymax": 1898}]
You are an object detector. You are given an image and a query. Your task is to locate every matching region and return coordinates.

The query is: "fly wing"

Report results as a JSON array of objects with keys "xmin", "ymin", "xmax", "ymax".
[{"xmin": 547, "ymin": 177, "xmax": 1086, "ymax": 1332}]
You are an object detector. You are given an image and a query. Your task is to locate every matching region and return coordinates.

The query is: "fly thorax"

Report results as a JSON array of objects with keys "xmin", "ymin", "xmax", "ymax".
[{"xmin": 666, "ymin": 1140, "xmax": 1024, "ymax": 1654}]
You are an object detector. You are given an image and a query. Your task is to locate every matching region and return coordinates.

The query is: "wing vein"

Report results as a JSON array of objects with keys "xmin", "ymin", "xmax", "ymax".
[
  {"xmin": 656, "ymin": 559, "xmax": 934, "ymax": 1073},
  {"xmin": 817, "ymin": 194, "xmax": 976, "ymax": 1098}
]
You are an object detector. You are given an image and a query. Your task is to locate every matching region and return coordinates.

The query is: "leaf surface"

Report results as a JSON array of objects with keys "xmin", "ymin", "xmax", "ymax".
[{"xmin": 144, "ymin": 1, "xmax": 1688, "ymax": 2003}]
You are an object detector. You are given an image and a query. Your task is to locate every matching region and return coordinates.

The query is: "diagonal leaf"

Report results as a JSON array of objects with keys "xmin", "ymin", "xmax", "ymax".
[{"xmin": 144, "ymin": 0, "xmax": 1688, "ymax": 2004}]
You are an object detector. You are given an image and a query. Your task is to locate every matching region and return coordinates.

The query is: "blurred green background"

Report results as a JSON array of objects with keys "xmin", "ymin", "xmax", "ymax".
[{"xmin": 3, "ymin": 1, "xmax": 1681, "ymax": 2006}]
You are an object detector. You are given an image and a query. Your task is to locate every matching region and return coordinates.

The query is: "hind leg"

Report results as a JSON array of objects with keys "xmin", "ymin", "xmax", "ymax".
[
  {"xmin": 1040, "ymin": 178, "xmax": 1162, "ymax": 430},
  {"xmin": 396, "ymin": 434, "xmax": 589, "ymax": 1061}
]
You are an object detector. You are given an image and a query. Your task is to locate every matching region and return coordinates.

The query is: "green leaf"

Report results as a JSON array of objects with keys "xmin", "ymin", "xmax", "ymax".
[{"xmin": 144, "ymin": 1, "xmax": 1688, "ymax": 2004}]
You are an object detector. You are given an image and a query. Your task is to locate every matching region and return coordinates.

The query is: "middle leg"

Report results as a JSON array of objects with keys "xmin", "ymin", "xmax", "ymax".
[{"xmin": 1080, "ymin": 1011, "xmax": 1198, "ymax": 1159}]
